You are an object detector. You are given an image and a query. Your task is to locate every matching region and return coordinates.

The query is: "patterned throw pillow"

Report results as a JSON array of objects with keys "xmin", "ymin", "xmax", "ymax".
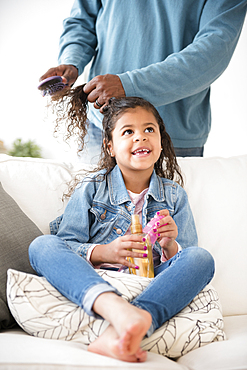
[{"xmin": 7, "ymin": 269, "xmax": 225, "ymax": 358}]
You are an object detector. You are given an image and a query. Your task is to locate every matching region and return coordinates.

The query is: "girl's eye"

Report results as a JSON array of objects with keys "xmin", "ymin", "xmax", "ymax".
[
  {"xmin": 123, "ymin": 129, "xmax": 133, "ymax": 136},
  {"xmin": 145, "ymin": 127, "xmax": 154, "ymax": 133}
]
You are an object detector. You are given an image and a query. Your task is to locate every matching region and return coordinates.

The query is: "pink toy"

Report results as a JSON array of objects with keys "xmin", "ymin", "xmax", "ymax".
[{"xmin": 143, "ymin": 213, "xmax": 164, "ymax": 244}]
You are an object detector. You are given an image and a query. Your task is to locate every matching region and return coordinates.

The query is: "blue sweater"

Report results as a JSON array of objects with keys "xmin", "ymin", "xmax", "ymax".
[{"xmin": 58, "ymin": 0, "xmax": 247, "ymax": 148}]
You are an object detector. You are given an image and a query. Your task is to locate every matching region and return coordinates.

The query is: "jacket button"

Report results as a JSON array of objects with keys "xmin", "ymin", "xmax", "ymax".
[
  {"xmin": 127, "ymin": 206, "xmax": 131, "ymax": 212},
  {"xmin": 101, "ymin": 214, "xmax": 106, "ymax": 220},
  {"xmin": 116, "ymin": 228, "xmax": 122, "ymax": 234}
]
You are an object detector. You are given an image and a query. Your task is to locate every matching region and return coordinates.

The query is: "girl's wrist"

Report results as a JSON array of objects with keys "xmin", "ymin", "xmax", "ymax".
[
  {"xmin": 90, "ymin": 244, "xmax": 105, "ymax": 265},
  {"xmin": 162, "ymin": 240, "xmax": 178, "ymax": 260}
]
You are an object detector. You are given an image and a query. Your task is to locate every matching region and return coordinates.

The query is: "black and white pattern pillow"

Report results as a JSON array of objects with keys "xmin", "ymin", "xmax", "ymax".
[{"xmin": 7, "ymin": 269, "xmax": 225, "ymax": 358}]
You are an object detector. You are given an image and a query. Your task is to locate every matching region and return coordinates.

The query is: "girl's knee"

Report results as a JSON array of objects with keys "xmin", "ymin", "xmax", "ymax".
[
  {"xmin": 29, "ymin": 235, "xmax": 57, "ymax": 266},
  {"xmin": 29, "ymin": 234, "xmax": 53, "ymax": 253},
  {"xmin": 187, "ymin": 247, "xmax": 215, "ymax": 279},
  {"xmin": 29, "ymin": 234, "xmax": 66, "ymax": 275}
]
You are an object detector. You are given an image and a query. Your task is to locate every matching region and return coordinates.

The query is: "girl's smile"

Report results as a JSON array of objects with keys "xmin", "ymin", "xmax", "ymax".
[
  {"xmin": 131, "ymin": 147, "xmax": 151, "ymax": 156},
  {"xmin": 107, "ymin": 107, "xmax": 162, "ymax": 189}
]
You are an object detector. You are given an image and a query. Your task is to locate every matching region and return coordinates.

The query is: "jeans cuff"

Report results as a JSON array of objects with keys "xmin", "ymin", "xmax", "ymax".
[
  {"xmin": 82, "ymin": 283, "xmax": 121, "ymax": 319},
  {"xmin": 146, "ymin": 322, "xmax": 155, "ymax": 337}
]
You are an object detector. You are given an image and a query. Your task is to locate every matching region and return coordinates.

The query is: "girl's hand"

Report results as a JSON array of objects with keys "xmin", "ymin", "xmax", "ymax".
[
  {"xmin": 90, "ymin": 234, "xmax": 148, "ymax": 269},
  {"xmin": 153, "ymin": 210, "xmax": 178, "ymax": 259}
]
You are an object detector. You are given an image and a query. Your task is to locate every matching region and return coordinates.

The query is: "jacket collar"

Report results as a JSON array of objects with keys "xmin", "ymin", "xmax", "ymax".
[{"xmin": 107, "ymin": 165, "xmax": 166, "ymax": 205}]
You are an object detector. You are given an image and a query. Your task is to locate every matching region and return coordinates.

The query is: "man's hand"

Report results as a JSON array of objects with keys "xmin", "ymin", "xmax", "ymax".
[
  {"xmin": 39, "ymin": 65, "xmax": 78, "ymax": 87},
  {"xmin": 83, "ymin": 74, "xmax": 125, "ymax": 112}
]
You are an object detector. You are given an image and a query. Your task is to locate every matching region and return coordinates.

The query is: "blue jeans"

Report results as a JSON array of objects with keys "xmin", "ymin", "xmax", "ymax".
[
  {"xmin": 78, "ymin": 121, "xmax": 103, "ymax": 165},
  {"xmin": 174, "ymin": 147, "xmax": 204, "ymax": 157},
  {"xmin": 78, "ymin": 121, "xmax": 204, "ymax": 165},
  {"xmin": 29, "ymin": 235, "xmax": 214, "ymax": 336}
]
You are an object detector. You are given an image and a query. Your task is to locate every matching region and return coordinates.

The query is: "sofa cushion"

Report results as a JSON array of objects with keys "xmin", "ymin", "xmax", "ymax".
[
  {"xmin": 0, "ymin": 183, "xmax": 42, "ymax": 329},
  {"xmin": 177, "ymin": 315, "xmax": 247, "ymax": 370},
  {"xmin": 178, "ymin": 155, "xmax": 247, "ymax": 317},
  {"xmin": 0, "ymin": 155, "xmax": 91, "ymax": 234},
  {"xmin": 7, "ymin": 269, "xmax": 225, "ymax": 358}
]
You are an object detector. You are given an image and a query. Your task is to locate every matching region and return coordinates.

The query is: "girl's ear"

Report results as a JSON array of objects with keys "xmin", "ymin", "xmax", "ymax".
[{"xmin": 104, "ymin": 139, "xmax": 115, "ymax": 157}]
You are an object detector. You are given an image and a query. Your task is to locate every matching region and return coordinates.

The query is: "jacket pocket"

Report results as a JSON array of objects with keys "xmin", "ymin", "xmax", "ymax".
[{"xmin": 90, "ymin": 205, "xmax": 121, "ymax": 242}]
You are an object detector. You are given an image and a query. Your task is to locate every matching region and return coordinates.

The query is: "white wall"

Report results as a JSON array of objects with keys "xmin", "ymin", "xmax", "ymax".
[
  {"xmin": 0, "ymin": 0, "xmax": 246, "ymax": 161},
  {"xmin": 204, "ymin": 13, "xmax": 247, "ymax": 157}
]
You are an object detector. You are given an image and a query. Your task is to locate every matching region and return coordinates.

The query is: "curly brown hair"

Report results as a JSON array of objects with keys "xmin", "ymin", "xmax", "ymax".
[
  {"xmin": 50, "ymin": 84, "xmax": 89, "ymax": 151},
  {"xmin": 49, "ymin": 86, "xmax": 184, "ymax": 195}
]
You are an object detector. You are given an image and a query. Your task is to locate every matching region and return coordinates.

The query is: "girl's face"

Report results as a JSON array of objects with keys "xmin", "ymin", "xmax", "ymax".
[{"xmin": 108, "ymin": 107, "xmax": 162, "ymax": 179}]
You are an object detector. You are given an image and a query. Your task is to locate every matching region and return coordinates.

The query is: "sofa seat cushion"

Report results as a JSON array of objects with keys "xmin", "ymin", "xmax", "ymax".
[
  {"xmin": 177, "ymin": 315, "xmax": 247, "ymax": 370},
  {"xmin": 7, "ymin": 269, "xmax": 225, "ymax": 359},
  {"xmin": 0, "ymin": 329, "xmax": 181, "ymax": 370},
  {"xmin": 1, "ymin": 316, "xmax": 246, "ymax": 370}
]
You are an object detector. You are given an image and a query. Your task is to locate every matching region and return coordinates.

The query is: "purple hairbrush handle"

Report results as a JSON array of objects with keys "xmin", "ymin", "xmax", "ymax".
[{"xmin": 37, "ymin": 76, "xmax": 68, "ymax": 96}]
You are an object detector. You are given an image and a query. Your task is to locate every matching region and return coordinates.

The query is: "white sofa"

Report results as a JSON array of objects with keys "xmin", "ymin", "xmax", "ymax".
[{"xmin": 0, "ymin": 153, "xmax": 247, "ymax": 370}]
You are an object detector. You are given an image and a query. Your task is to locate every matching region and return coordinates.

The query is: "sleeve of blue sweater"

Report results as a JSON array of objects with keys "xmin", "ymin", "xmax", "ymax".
[
  {"xmin": 118, "ymin": 0, "xmax": 247, "ymax": 106},
  {"xmin": 58, "ymin": 0, "xmax": 247, "ymax": 107},
  {"xmin": 58, "ymin": 0, "xmax": 101, "ymax": 74}
]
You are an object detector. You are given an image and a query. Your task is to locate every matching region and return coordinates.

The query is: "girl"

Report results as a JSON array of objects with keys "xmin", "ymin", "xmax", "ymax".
[{"xmin": 29, "ymin": 94, "xmax": 214, "ymax": 362}]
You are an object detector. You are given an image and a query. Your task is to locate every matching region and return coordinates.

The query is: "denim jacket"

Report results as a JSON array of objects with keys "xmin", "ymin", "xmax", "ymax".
[{"xmin": 50, "ymin": 165, "xmax": 198, "ymax": 260}]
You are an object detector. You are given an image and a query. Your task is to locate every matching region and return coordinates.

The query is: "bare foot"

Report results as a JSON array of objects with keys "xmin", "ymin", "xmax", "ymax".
[
  {"xmin": 92, "ymin": 292, "xmax": 152, "ymax": 359},
  {"xmin": 117, "ymin": 308, "xmax": 151, "ymax": 356},
  {"xmin": 88, "ymin": 324, "xmax": 147, "ymax": 362}
]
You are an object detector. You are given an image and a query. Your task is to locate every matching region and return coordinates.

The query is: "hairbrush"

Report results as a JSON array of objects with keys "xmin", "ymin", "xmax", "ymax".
[{"xmin": 37, "ymin": 76, "xmax": 68, "ymax": 97}]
